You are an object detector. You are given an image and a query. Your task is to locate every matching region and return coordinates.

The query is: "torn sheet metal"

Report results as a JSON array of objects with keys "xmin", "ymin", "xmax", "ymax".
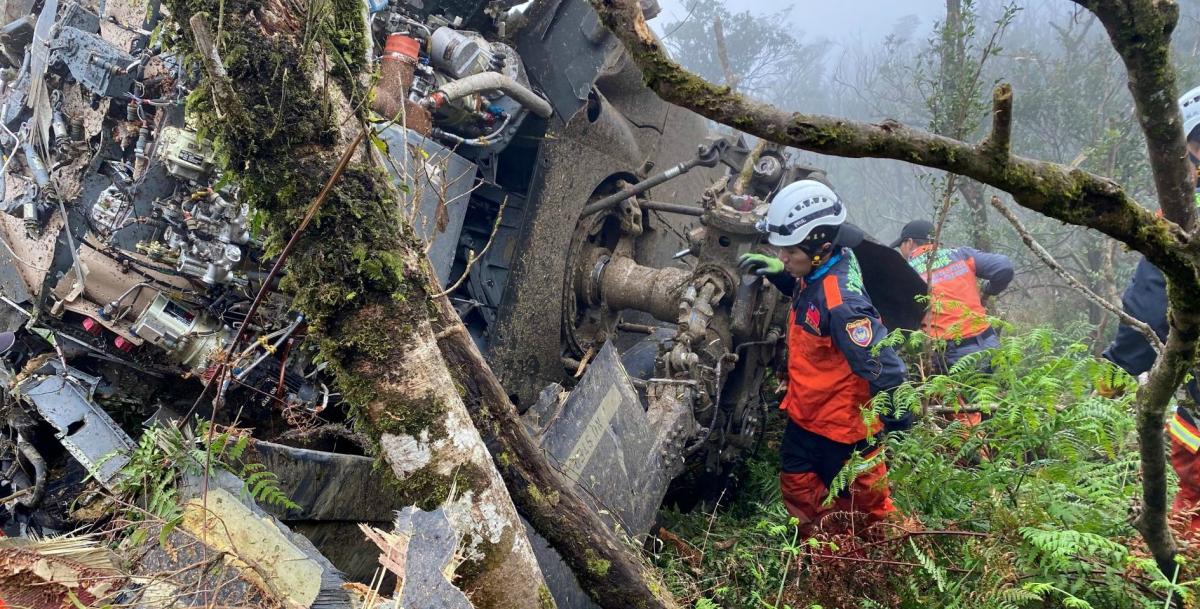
[
  {"xmin": 19, "ymin": 364, "xmax": 134, "ymax": 485},
  {"xmin": 248, "ymin": 440, "xmax": 404, "ymax": 523},
  {"xmin": 528, "ymin": 340, "xmax": 657, "ymax": 536}
]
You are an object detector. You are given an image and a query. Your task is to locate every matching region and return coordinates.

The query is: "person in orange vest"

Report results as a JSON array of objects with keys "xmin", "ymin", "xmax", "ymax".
[
  {"xmin": 1102, "ymin": 84, "xmax": 1200, "ymax": 532},
  {"xmin": 739, "ymin": 180, "xmax": 910, "ymax": 535},
  {"xmin": 891, "ymin": 220, "xmax": 1013, "ymax": 425}
]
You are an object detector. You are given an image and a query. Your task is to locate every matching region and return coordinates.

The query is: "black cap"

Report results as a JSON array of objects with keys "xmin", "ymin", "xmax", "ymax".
[{"xmin": 890, "ymin": 219, "xmax": 934, "ymax": 248}]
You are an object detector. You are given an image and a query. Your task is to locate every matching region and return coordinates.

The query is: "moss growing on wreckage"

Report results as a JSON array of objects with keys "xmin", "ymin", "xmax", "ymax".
[{"xmin": 379, "ymin": 460, "xmax": 490, "ymax": 512}]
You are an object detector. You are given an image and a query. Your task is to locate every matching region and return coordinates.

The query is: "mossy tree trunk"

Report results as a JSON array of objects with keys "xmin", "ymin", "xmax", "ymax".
[
  {"xmin": 163, "ymin": 0, "xmax": 553, "ymax": 605},
  {"xmin": 588, "ymin": 0, "xmax": 1200, "ymax": 578}
]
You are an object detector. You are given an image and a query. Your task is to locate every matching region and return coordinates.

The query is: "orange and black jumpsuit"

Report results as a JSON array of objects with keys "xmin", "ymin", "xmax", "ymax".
[{"xmin": 765, "ymin": 248, "xmax": 908, "ymax": 532}]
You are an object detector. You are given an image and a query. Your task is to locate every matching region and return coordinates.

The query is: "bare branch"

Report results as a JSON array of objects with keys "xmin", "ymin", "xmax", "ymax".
[
  {"xmin": 980, "ymin": 84, "xmax": 1012, "ymax": 160},
  {"xmin": 189, "ymin": 14, "xmax": 244, "ymax": 118},
  {"xmin": 733, "ymin": 140, "xmax": 765, "ymax": 194},
  {"xmin": 990, "ymin": 195, "xmax": 1163, "ymax": 355},
  {"xmin": 1133, "ymin": 326, "xmax": 1195, "ymax": 576},
  {"xmin": 430, "ymin": 196, "xmax": 508, "ymax": 298},
  {"xmin": 711, "ymin": 15, "xmax": 738, "ymax": 91}
]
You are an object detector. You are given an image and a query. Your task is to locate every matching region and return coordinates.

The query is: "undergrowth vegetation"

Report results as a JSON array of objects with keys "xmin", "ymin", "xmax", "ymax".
[
  {"xmin": 106, "ymin": 420, "xmax": 297, "ymax": 544},
  {"xmin": 655, "ymin": 326, "xmax": 1200, "ymax": 609}
]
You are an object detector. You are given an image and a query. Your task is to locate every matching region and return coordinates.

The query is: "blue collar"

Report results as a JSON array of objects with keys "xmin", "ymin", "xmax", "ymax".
[{"xmin": 805, "ymin": 251, "xmax": 842, "ymax": 283}]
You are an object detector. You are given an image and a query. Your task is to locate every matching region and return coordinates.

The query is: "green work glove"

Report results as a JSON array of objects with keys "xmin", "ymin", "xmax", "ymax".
[{"xmin": 738, "ymin": 253, "xmax": 784, "ymax": 276}]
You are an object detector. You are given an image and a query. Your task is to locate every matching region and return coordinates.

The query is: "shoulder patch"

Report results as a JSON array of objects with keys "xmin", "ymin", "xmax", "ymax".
[{"xmin": 846, "ymin": 318, "xmax": 873, "ymax": 347}]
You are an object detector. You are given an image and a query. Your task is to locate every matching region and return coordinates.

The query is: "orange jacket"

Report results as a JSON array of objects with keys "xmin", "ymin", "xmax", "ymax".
[
  {"xmin": 770, "ymin": 250, "xmax": 907, "ymax": 444},
  {"xmin": 907, "ymin": 244, "xmax": 1013, "ymax": 340}
]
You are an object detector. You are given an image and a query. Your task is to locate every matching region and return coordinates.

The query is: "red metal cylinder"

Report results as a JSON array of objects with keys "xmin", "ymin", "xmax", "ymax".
[
  {"xmin": 82, "ymin": 317, "xmax": 103, "ymax": 336},
  {"xmin": 373, "ymin": 34, "xmax": 430, "ymax": 133}
]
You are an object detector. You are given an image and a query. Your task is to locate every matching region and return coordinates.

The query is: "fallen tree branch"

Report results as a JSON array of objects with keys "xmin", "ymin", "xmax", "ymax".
[
  {"xmin": 189, "ymin": 14, "xmax": 244, "ymax": 118},
  {"xmin": 1068, "ymin": 0, "xmax": 1196, "ymax": 231},
  {"xmin": 711, "ymin": 15, "xmax": 738, "ymax": 91},
  {"xmin": 979, "ymin": 84, "xmax": 1012, "ymax": 160},
  {"xmin": 733, "ymin": 140, "xmax": 766, "ymax": 195},
  {"xmin": 1134, "ymin": 328, "xmax": 1194, "ymax": 577},
  {"xmin": 990, "ymin": 195, "xmax": 1163, "ymax": 355}
]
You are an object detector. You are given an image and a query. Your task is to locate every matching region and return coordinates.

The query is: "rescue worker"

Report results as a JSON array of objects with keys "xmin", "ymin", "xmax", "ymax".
[
  {"xmin": 1102, "ymin": 84, "xmax": 1200, "ymax": 532},
  {"xmin": 738, "ymin": 180, "xmax": 911, "ymax": 535},
  {"xmin": 892, "ymin": 220, "xmax": 1014, "ymax": 372}
]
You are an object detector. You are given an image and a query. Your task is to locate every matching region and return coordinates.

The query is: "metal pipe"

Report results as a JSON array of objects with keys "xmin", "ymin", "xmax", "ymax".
[
  {"xmin": 21, "ymin": 140, "xmax": 48, "ymax": 187},
  {"xmin": 235, "ymin": 315, "xmax": 304, "ymax": 381},
  {"xmin": 617, "ymin": 322, "xmax": 658, "ymax": 334},
  {"xmin": 580, "ymin": 159, "xmax": 705, "ymax": 218},
  {"xmin": 640, "ymin": 200, "xmax": 704, "ymax": 216},
  {"xmin": 597, "ymin": 256, "xmax": 690, "ymax": 323},
  {"xmin": 426, "ymin": 72, "xmax": 553, "ymax": 119},
  {"xmin": 579, "ymin": 141, "xmax": 724, "ymax": 217}
]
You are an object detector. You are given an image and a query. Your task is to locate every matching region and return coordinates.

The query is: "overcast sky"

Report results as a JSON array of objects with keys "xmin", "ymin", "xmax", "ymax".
[{"xmin": 652, "ymin": 0, "xmax": 947, "ymax": 48}]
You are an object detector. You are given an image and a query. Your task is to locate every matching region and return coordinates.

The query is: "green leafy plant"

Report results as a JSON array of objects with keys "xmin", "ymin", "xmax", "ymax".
[{"xmin": 109, "ymin": 419, "xmax": 299, "ymax": 543}]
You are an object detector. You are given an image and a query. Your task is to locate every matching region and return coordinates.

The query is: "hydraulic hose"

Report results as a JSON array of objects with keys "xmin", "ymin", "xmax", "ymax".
[{"xmin": 425, "ymin": 72, "xmax": 553, "ymax": 119}]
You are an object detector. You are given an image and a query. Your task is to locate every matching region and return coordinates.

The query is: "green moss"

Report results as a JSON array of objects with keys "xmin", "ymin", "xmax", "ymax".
[
  {"xmin": 584, "ymin": 549, "xmax": 611, "ymax": 578},
  {"xmin": 527, "ymin": 484, "xmax": 544, "ymax": 505},
  {"xmin": 538, "ymin": 585, "xmax": 557, "ymax": 609},
  {"xmin": 380, "ymin": 461, "xmax": 489, "ymax": 512},
  {"xmin": 326, "ymin": 0, "xmax": 370, "ymax": 95},
  {"xmin": 525, "ymin": 483, "xmax": 562, "ymax": 508},
  {"xmin": 162, "ymin": 0, "xmax": 453, "ymax": 456}
]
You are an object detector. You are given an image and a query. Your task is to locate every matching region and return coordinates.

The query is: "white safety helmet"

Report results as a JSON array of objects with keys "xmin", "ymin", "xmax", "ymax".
[
  {"xmin": 757, "ymin": 179, "xmax": 846, "ymax": 247},
  {"xmin": 1181, "ymin": 84, "xmax": 1200, "ymax": 141}
]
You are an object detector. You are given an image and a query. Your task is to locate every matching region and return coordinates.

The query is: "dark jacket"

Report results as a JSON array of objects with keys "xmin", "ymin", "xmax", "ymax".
[
  {"xmin": 1104, "ymin": 257, "xmax": 1168, "ymax": 377},
  {"xmin": 1103, "ymin": 257, "xmax": 1200, "ymax": 439}
]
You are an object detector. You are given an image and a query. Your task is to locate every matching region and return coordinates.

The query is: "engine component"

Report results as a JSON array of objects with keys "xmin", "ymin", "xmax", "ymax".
[
  {"xmin": 579, "ymin": 140, "xmax": 727, "ymax": 217},
  {"xmin": 372, "ymin": 33, "xmax": 431, "ymax": 134},
  {"xmin": 133, "ymin": 187, "xmax": 251, "ymax": 286},
  {"xmin": 89, "ymin": 184, "xmax": 131, "ymax": 233},
  {"xmin": 428, "ymin": 27, "xmax": 486, "ymax": 79},
  {"xmin": 426, "ymin": 70, "xmax": 552, "ymax": 119},
  {"xmin": 156, "ymin": 126, "xmax": 216, "ymax": 182},
  {"xmin": 51, "ymin": 26, "xmax": 137, "ymax": 98},
  {"xmin": 130, "ymin": 293, "xmax": 228, "ymax": 374}
]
